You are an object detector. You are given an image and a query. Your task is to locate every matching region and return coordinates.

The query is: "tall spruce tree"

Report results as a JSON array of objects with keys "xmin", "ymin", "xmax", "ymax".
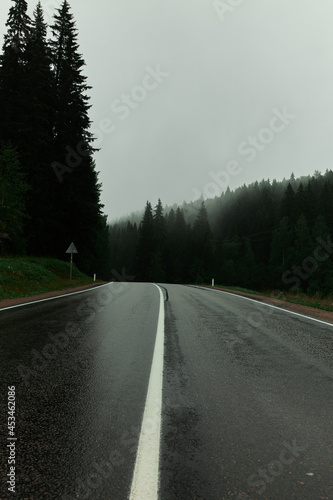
[
  {"xmin": 0, "ymin": 1, "xmax": 33, "ymax": 254},
  {"xmin": 135, "ymin": 202, "xmax": 155, "ymax": 281},
  {"xmin": 166, "ymin": 207, "xmax": 189, "ymax": 283},
  {"xmin": 153, "ymin": 199, "xmax": 166, "ymax": 252},
  {"xmin": 50, "ymin": 1, "xmax": 107, "ymax": 273},
  {"xmin": 191, "ymin": 202, "xmax": 212, "ymax": 282},
  {"xmin": 151, "ymin": 199, "xmax": 166, "ymax": 281},
  {"xmin": 23, "ymin": 2, "xmax": 57, "ymax": 254},
  {"xmin": 0, "ymin": 0, "xmax": 32, "ymax": 147},
  {"xmin": 50, "ymin": 0, "xmax": 92, "ymax": 159}
]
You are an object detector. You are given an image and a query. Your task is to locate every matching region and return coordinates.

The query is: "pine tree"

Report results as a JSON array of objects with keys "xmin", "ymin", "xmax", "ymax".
[
  {"xmin": 191, "ymin": 202, "xmax": 212, "ymax": 283},
  {"xmin": 289, "ymin": 172, "xmax": 297, "ymax": 190},
  {"xmin": 294, "ymin": 182, "xmax": 308, "ymax": 219},
  {"xmin": 49, "ymin": 1, "xmax": 107, "ymax": 273},
  {"xmin": 151, "ymin": 199, "xmax": 166, "ymax": 281},
  {"xmin": 193, "ymin": 202, "xmax": 211, "ymax": 242},
  {"xmin": 165, "ymin": 207, "xmax": 188, "ymax": 283},
  {"xmin": 50, "ymin": 0, "xmax": 92, "ymax": 157},
  {"xmin": 135, "ymin": 202, "xmax": 155, "ymax": 281},
  {"xmin": 153, "ymin": 199, "xmax": 166, "ymax": 252},
  {"xmin": 0, "ymin": 0, "xmax": 32, "ymax": 147},
  {"xmin": 23, "ymin": 2, "xmax": 57, "ymax": 254},
  {"xmin": 3, "ymin": 0, "xmax": 31, "ymax": 54}
]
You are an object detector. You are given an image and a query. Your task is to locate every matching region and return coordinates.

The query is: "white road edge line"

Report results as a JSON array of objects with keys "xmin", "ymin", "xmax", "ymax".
[
  {"xmin": 192, "ymin": 285, "xmax": 333, "ymax": 328},
  {"xmin": 129, "ymin": 284, "xmax": 165, "ymax": 500},
  {"xmin": 0, "ymin": 282, "xmax": 114, "ymax": 312}
]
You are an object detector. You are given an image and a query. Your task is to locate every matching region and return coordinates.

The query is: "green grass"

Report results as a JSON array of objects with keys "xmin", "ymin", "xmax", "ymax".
[
  {"xmin": 274, "ymin": 291, "xmax": 333, "ymax": 313},
  {"xmin": 0, "ymin": 257, "xmax": 100, "ymax": 300},
  {"xmin": 198, "ymin": 283, "xmax": 333, "ymax": 313}
]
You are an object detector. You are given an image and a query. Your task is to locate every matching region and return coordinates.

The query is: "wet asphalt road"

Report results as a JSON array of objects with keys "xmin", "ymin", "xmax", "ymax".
[{"xmin": 0, "ymin": 283, "xmax": 332, "ymax": 499}]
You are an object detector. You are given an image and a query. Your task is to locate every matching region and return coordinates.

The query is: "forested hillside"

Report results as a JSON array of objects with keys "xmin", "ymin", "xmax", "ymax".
[
  {"xmin": 0, "ymin": 0, "xmax": 109, "ymax": 276},
  {"xmin": 109, "ymin": 171, "xmax": 333, "ymax": 296}
]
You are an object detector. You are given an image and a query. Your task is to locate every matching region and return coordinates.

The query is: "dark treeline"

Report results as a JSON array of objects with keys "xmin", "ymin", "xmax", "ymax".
[
  {"xmin": 0, "ymin": 0, "xmax": 109, "ymax": 276},
  {"xmin": 109, "ymin": 199, "xmax": 212, "ymax": 284},
  {"xmin": 110, "ymin": 171, "xmax": 333, "ymax": 296}
]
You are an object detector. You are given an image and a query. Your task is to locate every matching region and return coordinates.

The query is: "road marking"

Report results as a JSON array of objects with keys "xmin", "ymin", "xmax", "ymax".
[
  {"xmin": 192, "ymin": 286, "xmax": 333, "ymax": 328},
  {"xmin": 129, "ymin": 284, "xmax": 165, "ymax": 500},
  {"xmin": 0, "ymin": 282, "xmax": 113, "ymax": 312}
]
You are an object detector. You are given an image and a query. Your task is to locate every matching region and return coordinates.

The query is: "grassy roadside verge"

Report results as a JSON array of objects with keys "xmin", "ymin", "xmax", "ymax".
[
  {"xmin": 197, "ymin": 284, "xmax": 333, "ymax": 313},
  {"xmin": 0, "ymin": 257, "xmax": 101, "ymax": 300}
]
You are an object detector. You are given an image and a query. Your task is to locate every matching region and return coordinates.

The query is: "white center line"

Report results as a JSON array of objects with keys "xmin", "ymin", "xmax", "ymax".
[{"xmin": 129, "ymin": 284, "xmax": 165, "ymax": 500}]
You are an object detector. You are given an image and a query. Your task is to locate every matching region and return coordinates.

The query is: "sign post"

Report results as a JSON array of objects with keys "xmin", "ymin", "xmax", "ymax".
[{"xmin": 66, "ymin": 242, "xmax": 78, "ymax": 282}]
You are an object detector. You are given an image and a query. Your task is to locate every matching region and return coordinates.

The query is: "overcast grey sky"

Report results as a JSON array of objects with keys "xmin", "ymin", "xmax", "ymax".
[{"xmin": 1, "ymin": 0, "xmax": 333, "ymax": 221}]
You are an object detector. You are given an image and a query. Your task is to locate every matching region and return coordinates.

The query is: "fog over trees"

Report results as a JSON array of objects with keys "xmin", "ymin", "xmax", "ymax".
[{"xmin": 110, "ymin": 171, "xmax": 333, "ymax": 296}]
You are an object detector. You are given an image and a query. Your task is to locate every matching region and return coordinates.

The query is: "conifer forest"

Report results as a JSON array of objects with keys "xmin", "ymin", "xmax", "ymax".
[{"xmin": 0, "ymin": 0, "xmax": 109, "ymax": 276}]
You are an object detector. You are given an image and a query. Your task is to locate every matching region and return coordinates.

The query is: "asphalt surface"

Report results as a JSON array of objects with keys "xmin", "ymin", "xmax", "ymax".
[{"xmin": 0, "ymin": 283, "xmax": 332, "ymax": 499}]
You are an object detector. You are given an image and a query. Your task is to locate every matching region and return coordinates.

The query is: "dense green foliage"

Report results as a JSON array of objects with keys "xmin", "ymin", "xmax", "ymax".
[
  {"xmin": 0, "ymin": 0, "xmax": 108, "ymax": 277},
  {"xmin": 110, "ymin": 171, "xmax": 333, "ymax": 296}
]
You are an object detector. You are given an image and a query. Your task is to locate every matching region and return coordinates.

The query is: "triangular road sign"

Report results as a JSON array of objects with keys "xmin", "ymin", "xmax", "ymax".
[{"xmin": 66, "ymin": 242, "xmax": 78, "ymax": 254}]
